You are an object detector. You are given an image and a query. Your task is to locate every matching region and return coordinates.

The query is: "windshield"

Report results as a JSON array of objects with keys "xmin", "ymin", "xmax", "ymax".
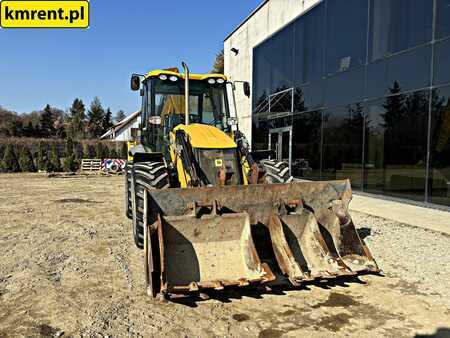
[{"xmin": 147, "ymin": 78, "xmax": 231, "ymax": 131}]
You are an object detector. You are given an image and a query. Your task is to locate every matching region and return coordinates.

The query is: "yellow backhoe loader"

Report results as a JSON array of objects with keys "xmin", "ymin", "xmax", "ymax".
[{"xmin": 125, "ymin": 63, "xmax": 379, "ymax": 299}]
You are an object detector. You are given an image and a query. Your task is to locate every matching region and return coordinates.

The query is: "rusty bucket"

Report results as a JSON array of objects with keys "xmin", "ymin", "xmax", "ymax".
[{"xmin": 143, "ymin": 180, "xmax": 379, "ymax": 298}]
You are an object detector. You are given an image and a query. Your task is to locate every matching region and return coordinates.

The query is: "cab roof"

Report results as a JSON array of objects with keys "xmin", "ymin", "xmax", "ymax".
[{"xmin": 144, "ymin": 69, "xmax": 227, "ymax": 81}]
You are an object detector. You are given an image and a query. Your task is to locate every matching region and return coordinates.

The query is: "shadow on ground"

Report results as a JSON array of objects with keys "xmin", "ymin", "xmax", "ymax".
[{"xmin": 168, "ymin": 275, "xmax": 377, "ymax": 308}]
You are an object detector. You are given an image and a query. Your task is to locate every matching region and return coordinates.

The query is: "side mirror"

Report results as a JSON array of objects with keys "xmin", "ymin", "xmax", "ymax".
[
  {"xmin": 131, "ymin": 74, "xmax": 141, "ymax": 91},
  {"xmin": 243, "ymin": 81, "xmax": 251, "ymax": 97}
]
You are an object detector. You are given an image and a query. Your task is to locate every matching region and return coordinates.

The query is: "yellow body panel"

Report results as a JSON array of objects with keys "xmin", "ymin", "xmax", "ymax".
[
  {"xmin": 174, "ymin": 124, "xmax": 236, "ymax": 149},
  {"xmin": 145, "ymin": 69, "xmax": 227, "ymax": 81},
  {"xmin": 127, "ymin": 141, "xmax": 137, "ymax": 161},
  {"xmin": 168, "ymin": 132, "xmax": 190, "ymax": 188}
]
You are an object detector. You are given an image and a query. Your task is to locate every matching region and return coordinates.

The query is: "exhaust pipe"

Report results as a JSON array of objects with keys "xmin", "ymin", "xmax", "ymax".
[{"xmin": 181, "ymin": 62, "xmax": 190, "ymax": 125}]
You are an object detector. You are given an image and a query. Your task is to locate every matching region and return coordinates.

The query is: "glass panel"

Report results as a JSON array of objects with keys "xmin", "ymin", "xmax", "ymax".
[
  {"xmin": 292, "ymin": 111, "xmax": 322, "ymax": 180},
  {"xmin": 429, "ymin": 86, "xmax": 450, "ymax": 206},
  {"xmin": 253, "ymin": 41, "xmax": 272, "ymax": 113},
  {"xmin": 252, "ymin": 117, "xmax": 269, "ymax": 151},
  {"xmin": 282, "ymin": 131, "xmax": 290, "ymax": 162},
  {"xmin": 326, "ymin": 0, "xmax": 368, "ymax": 75},
  {"xmin": 294, "ymin": 82, "xmax": 323, "ymax": 113},
  {"xmin": 268, "ymin": 24, "xmax": 294, "ymax": 93},
  {"xmin": 437, "ymin": 0, "xmax": 450, "ymax": 39},
  {"xmin": 267, "ymin": 114, "xmax": 293, "ymax": 130},
  {"xmin": 269, "ymin": 89, "xmax": 293, "ymax": 113},
  {"xmin": 369, "ymin": 0, "xmax": 433, "ymax": 62},
  {"xmin": 294, "ymin": 4, "xmax": 324, "ymax": 85},
  {"xmin": 270, "ymin": 132, "xmax": 279, "ymax": 160},
  {"xmin": 367, "ymin": 45, "xmax": 431, "ymax": 99},
  {"xmin": 322, "ymin": 104, "xmax": 364, "ymax": 189},
  {"xmin": 252, "ymin": 25, "xmax": 294, "ymax": 113},
  {"xmin": 364, "ymin": 90, "xmax": 429, "ymax": 201},
  {"xmin": 434, "ymin": 39, "xmax": 450, "ymax": 86},
  {"xmin": 324, "ymin": 68, "xmax": 365, "ymax": 107}
]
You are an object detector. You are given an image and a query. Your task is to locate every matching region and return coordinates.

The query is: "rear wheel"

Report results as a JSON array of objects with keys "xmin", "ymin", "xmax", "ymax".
[
  {"xmin": 259, "ymin": 159, "xmax": 293, "ymax": 184},
  {"xmin": 131, "ymin": 161, "xmax": 170, "ymax": 249}
]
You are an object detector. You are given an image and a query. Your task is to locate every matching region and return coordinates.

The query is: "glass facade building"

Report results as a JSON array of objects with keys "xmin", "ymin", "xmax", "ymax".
[{"xmin": 252, "ymin": 0, "xmax": 450, "ymax": 207}]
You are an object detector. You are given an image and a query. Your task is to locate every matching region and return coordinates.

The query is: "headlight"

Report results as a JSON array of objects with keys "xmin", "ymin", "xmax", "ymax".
[
  {"xmin": 216, "ymin": 78, "xmax": 225, "ymax": 84},
  {"xmin": 169, "ymin": 76, "xmax": 178, "ymax": 82},
  {"xmin": 207, "ymin": 78, "xmax": 216, "ymax": 84},
  {"xmin": 159, "ymin": 74, "xmax": 168, "ymax": 80}
]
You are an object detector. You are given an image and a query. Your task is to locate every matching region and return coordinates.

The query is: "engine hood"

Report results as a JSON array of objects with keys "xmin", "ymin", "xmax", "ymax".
[{"xmin": 174, "ymin": 124, "xmax": 236, "ymax": 149}]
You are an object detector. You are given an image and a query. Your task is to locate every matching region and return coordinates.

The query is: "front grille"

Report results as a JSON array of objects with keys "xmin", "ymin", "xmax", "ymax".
[{"xmin": 195, "ymin": 148, "xmax": 242, "ymax": 186}]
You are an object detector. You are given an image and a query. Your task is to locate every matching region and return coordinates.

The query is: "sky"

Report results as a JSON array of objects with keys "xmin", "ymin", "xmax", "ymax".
[{"xmin": 0, "ymin": 0, "xmax": 261, "ymax": 116}]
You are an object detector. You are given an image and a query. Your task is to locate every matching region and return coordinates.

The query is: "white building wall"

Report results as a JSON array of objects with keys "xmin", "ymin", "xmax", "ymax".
[
  {"xmin": 224, "ymin": 0, "xmax": 321, "ymax": 147},
  {"xmin": 112, "ymin": 117, "xmax": 141, "ymax": 142}
]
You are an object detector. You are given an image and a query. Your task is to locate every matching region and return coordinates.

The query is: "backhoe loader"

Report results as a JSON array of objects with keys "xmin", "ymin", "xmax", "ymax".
[{"xmin": 125, "ymin": 63, "xmax": 379, "ymax": 298}]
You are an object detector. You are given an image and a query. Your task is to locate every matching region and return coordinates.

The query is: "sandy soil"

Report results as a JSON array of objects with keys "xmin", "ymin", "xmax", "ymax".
[{"xmin": 0, "ymin": 174, "xmax": 449, "ymax": 338}]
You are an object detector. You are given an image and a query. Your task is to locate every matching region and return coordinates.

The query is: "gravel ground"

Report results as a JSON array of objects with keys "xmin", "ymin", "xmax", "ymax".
[
  {"xmin": 0, "ymin": 174, "xmax": 449, "ymax": 337},
  {"xmin": 353, "ymin": 212, "xmax": 450, "ymax": 305}
]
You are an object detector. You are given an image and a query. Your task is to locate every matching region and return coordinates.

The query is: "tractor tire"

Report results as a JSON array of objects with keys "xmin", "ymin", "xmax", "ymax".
[
  {"xmin": 124, "ymin": 163, "xmax": 133, "ymax": 219},
  {"xmin": 131, "ymin": 161, "xmax": 170, "ymax": 249},
  {"xmin": 259, "ymin": 159, "xmax": 294, "ymax": 184}
]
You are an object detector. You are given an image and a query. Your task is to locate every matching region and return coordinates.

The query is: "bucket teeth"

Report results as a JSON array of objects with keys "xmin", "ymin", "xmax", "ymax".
[{"xmin": 268, "ymin": 213, "xmax": 356, "ymax": 282}]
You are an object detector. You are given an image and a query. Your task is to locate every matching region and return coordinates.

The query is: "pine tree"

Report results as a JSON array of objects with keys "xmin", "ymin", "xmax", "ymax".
[
  {"xmin": 65, "ymin": 137, "xmax": 74, "ymax": 157},
  {"xmin": 109, "ymin": 148, "xmax": 118, "ymax": 159},
  {"xmin": 96, "ymin": 142, "xmax": 106, "ymax": 159},
  {"xmin": 19, "ymin": 146, "xmax": 36, "ymax": 172},
  {"xmin": 87, "ymin": 97, "xmax": 105, "ymax": 138},
  {"xmin": 47, "ymin": 144, "xmax": 61, "ymax": 172},
  {"xmin": 67, "ymin": 98, "xmax": 86, "ymax": 139},
  {"xmin": 63, "ymin": 137, "xmax": 76, "ymax": 172},
  {"xmin": 37, "ymin": 141, "xmax": 48, "ymax": 171},
  {"xmin": 83, "ymin": 143, "xmax": 95, "ymax": 158},
  {"xmin": 381, "ymin": 81, "xmax": 406, "ymax": 129},
  {"xmin": 40, "ymin": 104, "xmax": 55, "ymax": 138},
  {"xmin": 22, "ymin": 121, "xmax": 35, "ymax": 137},
  {"xmin": 102, "ymin": 108, "xmax": 113, "ymax": 135},
  {"xmin": 2, "ymin": 144, "xmax": 21, "ymax": 172},
  {"xmin": 212, "ymin": 50, "xmax": 224, "ymax": 73},
  {"xmin": 115, "ymin": 110, "xmax": 126, "ymax": 123},
  {"xmin": 73, "ymin": 141, "xmax": 83, "ymax": 161},
  {"xmin": 121, "ymin": 142, "xmax": 128, "ymax": 159}
]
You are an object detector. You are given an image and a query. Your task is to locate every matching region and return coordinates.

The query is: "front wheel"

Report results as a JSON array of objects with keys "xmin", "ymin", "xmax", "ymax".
[
  {"xmin": 259, "ymin": 159, "xmax": 293, "ymax": 184},
  {"xmin": 130, "ymin": 161, "xmax": 170, "ymax": 249}
]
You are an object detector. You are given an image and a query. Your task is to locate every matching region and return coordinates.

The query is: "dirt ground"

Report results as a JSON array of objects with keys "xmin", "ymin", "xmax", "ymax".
[{"xmin": 1, "ymin": 174, "xmax": 449, "ymax": 338}]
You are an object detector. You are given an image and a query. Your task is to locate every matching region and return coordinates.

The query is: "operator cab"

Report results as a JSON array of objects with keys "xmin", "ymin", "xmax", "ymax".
[{"xmin": 132, "ymin": 69, "xmax": 236, "ymax": 154}]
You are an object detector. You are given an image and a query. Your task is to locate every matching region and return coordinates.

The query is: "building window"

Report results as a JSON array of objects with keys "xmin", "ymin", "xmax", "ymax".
[
  {"xmin": 325, "ymin": 0, "xmax": 368, "ymax": 75},
  {"xmin": 268, "ymin": 25, "xmax": 294, "ymax": 94},
  {"xmin": 363, "ymin": 90, "xmax": 430, "ymax": 201},
  {"xmin": 369, "ymin": 0, "xmax": 433, "ymax": 62},
  {"xmin": 434, "ymin": 39, "xmax": 450, "ymax": 86},
  {"xmin": 251, "ymin": 117, "xmax": 269, "ymax": 151},
  {"xmin": 324, "ymin": 68, "xmax": 365, "ymax": 107},
  {"xmin": 292, "ymin": 111, "xmax": 323, "ymax": 180},
  {"xmin": 294, "ymin": 4, "xmax": 324, "ymax": 85},
  {"xmin": 252, "ymin": 24, "xmax": 294, "ymax": 114},
  {"xmin": 322, "ymin": 104, "xmax": 365, "ymax": 189},
  {"xmin": 429, "ymin": 86, "xmax": 450, "ymax": 206},
  {"xmin": 294, "ymin": 83, "xmax": 323, "ymax": 113},
  {"xmin": 366, "ymin": 45, "xmax": 431, "ymax": 99},
  {"xmin": 253, "ymin": 41, "xmax": 273, "ymax": 113},
  {"xmin": 437, "ymin": 0, "xmax": 450, "ymax": 39}
]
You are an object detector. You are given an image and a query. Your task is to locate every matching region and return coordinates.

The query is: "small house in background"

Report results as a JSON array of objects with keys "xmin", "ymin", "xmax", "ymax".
[{"xmin": 100, "ymin": 110, "xmax": 141, "ymax": 141}]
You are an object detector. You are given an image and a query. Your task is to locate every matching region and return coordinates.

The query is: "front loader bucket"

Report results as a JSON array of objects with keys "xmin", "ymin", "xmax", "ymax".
[{"xmin": 143, "ymin": 180, "xmax": 379, "ymax": 297}]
